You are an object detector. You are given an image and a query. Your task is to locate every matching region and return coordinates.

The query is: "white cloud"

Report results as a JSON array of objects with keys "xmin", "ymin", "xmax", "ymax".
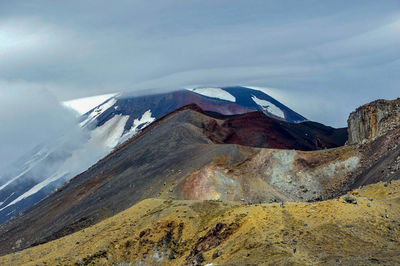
[
  {"xmin": 0, "ymin": 1, "xmax": 399, "ymax": 127},
  {"xmin": 0, "ymin": 79, "xmax": 80, "ymax": 171}
]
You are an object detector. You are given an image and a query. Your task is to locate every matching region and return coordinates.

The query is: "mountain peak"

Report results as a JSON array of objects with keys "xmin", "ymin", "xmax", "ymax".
[
  {"xmin": 62, "ymin": 93, "xmax": 118, "ymax": 115},
  {"xmin": 0, "ymin": 86, "xmax": 308, "ymax": 225}
]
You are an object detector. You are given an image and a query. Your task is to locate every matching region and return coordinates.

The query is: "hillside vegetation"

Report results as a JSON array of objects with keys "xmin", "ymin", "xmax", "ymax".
[{"xmin": 1, "ymin": 179, "xmax": 399, "ymax": 265}]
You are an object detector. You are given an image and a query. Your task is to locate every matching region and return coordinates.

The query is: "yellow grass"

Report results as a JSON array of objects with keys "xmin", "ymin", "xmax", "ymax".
[{"xmin": 1, "ymin": 180, "xmax": 400, "ymax": 265}]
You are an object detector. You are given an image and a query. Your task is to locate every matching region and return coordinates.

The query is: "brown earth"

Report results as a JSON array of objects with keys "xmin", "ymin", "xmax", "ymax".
[{"xmin": 203, "ymin": 110, "xmax": 347, "ymax": 150}]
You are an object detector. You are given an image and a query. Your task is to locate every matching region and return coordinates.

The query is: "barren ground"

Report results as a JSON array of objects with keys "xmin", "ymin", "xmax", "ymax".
[{"xmin": 1, "ymin": 179, "xmax": 399, "ymax": 265}]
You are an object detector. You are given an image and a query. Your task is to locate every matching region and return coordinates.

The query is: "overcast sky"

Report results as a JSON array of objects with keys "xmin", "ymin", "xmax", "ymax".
[{"xmin": 0, "ymin": 1, "xmax": 399, "ymax": 167}]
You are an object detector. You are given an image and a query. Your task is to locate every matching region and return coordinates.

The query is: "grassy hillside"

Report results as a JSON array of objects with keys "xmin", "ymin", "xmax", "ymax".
[{"xmin": 1, "ymin": 180, "xmax": 400, "ymax": 265}]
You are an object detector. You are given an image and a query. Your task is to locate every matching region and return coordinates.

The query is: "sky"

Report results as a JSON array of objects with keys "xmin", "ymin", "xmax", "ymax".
[{"xmin": 0, "ymin": 0, "xmax": 400, "ymax": 168}]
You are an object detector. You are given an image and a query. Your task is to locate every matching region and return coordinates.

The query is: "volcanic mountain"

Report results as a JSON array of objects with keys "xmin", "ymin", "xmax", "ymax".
[
  {"xmin": 0, "ymin": 86, "xmax": 308, "ymax": 224},
  {"xmin": 0, "ymin": 103, "xmax": 348, "ymax": 255},
  {"xmin": 1, "ymin": 97, "xmax": 400, "ymax": 262}
]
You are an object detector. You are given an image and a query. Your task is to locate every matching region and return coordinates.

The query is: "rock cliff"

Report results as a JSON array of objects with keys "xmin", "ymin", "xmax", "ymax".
[{"xmin": 347, "ymin": 98, "xmax": 400, "ymax": 145}]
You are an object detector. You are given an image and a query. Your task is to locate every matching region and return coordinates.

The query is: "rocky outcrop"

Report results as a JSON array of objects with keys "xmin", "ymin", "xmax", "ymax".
[{"xmin": 347, "ymin": 98, "xmax": 400, "ymax": 145}]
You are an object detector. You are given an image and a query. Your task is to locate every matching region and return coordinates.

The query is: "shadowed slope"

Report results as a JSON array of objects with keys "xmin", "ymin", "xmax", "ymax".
[{"xmin": 202, "ymin": 111, "xmax": 346, "ymax": 150}]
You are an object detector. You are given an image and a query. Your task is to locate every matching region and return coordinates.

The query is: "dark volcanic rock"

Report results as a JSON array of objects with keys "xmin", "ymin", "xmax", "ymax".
[{"xmin": 203, "ymin": 111, "xmax": 347, "ymax": 150}]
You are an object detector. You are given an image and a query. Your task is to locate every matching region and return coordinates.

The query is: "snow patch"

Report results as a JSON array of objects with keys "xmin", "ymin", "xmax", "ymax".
[
  {"xmin": 119, "ymin": 110, "xmax": 155, "ymax": 144},
  {"xmin": 244, "ymin": 86, "xmax": 276, "ymax": 95},
  {"xmin": 6, "ymin": 210, "xmax": 15, "ymax": 216},
  {"xmin": 0, "ymin": 172, "xmax": 68, "ymax": 212},
  {"xmin": 251, "ymin": 95, "xmax": 285, "ymax": 118},
  {"xmin": 0, "ymin": 159, "xmax": 43, "ymax": 192},
  {"xmin": 187, "ymin": 87, "xmax": 236, "ymax": 102},
  {"xmin": 63, "ymin": 93, "xmax": 118, "ymax": 115},
  {"xmin": 0, "ymin": 192, "xmax": 15, "ymax": 207},
  {"xmin": 244, "ymin": 86, "xmax": 287, "ymax": 104},
  {"xmin": 90, "ymin": 114, "xmax": 130, "ymax": 149},
  {"xmin": 0, "ymin": 169, "xmax": 29, "ymax": 192},
  {"xmin": 79, "ymin": 98, "xmax": 118, "ymax": 127},
  {"xmin": 0, "ymin": 148, "xmax": 51, "ymax": 192}
]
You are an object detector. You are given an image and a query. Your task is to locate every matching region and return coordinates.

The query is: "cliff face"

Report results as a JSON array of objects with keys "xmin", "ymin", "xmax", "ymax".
[{"xmin": 347, "ymin": 98, "xmax": 400, "ymax": 145}]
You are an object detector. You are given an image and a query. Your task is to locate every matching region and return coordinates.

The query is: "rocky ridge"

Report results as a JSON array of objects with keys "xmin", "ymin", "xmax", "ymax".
[
  {"xmin": 345, "ymin": 98, "xmax": 400, "ymax": 188},
  {"xmin": 347, "ymin": 98, "xmax": 400, "ymax": 145}
]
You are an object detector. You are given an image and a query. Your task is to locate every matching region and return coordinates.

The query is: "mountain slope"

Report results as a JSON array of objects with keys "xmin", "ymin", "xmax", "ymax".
[
  {"xmin": 1, "ymin": 180, "xmax": 399, "ymax": 265},
  {"xmin": 202, "ymin": 111, "xmax": 346, "ymax": 150},
  {"xmin": 0, "ymin": 86, "xmax": 310, "ymax": 224},
  {"xmin": 0, "ymin": 105, "xmax": 350, "ymax": 255},
  {"xmin": 1, "ymin": 97, "xmax": 400, "ymax": 257}
]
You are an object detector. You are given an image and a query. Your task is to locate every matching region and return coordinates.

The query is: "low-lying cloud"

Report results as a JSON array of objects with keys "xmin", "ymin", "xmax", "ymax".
[{"xmin": 0, "ymin": 81, "xmax": 80, "ymax": 173}]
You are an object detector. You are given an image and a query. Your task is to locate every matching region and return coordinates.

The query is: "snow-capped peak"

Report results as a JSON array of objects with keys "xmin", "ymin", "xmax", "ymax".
[
  {"xmin": 251, "ymin": 95, "xmax": 284, "ymax": 119},
  {"xmin": 79, "ymin": 97, "xmax": 118, "ymax": 127},
  {"xmin": 186, "ymin": 87, "xmax": 236, "ymax": 102},
  {"xmin": 63, "ymin": 93, "xmax": 118, "ymax": 115}
]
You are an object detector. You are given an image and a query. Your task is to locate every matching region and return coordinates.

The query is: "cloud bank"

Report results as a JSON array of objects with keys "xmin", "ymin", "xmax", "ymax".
[
  {"xmin": 0, "ymin": 0, "xmax": 399, "ymax": 127},
  {"xmin": 0, "ymin": 81, "xmax": 80, "ymax": 172}
]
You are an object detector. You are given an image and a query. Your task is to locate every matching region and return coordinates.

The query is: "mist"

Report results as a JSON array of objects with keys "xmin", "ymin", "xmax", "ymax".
[
  {"xmin": 0, "ymin": 83, "xmax": 74, "ymax": 171},
  {"xmin": 0, "ymin": 82, "xmax": 110, "ymax": 182}
]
